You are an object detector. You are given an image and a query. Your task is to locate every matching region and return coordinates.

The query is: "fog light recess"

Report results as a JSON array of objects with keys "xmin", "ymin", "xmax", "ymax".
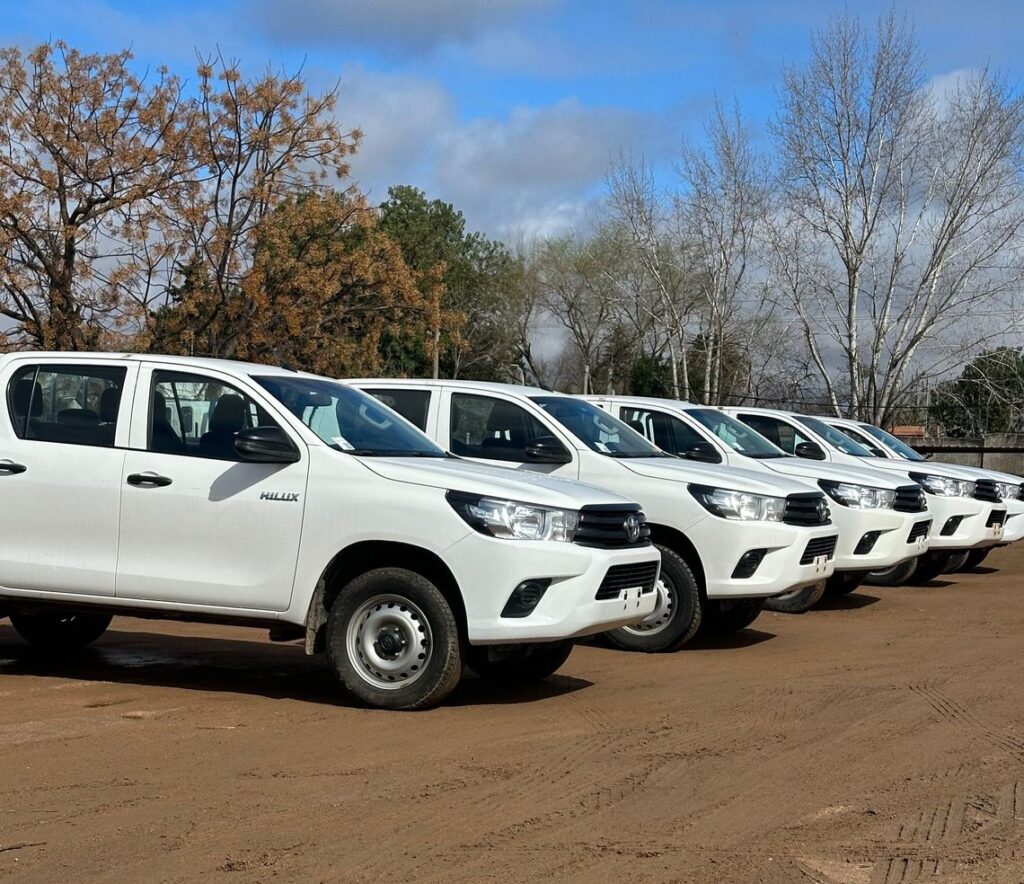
[
  {"xmin": 501, "ymin": 579, "xmax": 551, "ymax": 618},
  {"xmin": 854, "ymin": 531, "xmax": 881, "ymax": 555},
  {"xmin": 732, "ymin": 549, "xmax": 767, "ymax": 579}
]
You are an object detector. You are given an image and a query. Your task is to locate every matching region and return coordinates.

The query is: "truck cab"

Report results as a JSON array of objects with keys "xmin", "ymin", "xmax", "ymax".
[
  {"xmin": 350, "ymin": 379, "xmax": 841, "ymax": 650},
  {"xmin": 0, "ymin": 353, "xmax": 662, "ymax": 710}
]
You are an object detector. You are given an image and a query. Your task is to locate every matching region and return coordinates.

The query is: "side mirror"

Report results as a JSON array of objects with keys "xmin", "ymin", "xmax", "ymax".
[
  {"xmin": 683, "ymin": 441, "xmax": 721, "ymax": 463},
  {"xmin": 524, "ymin": 435, "xmax": 572, "ymax": 464},
  {"xmin": 794, "ymin": 440, "xmax": 826, "ymax": 461},
  {"xmin": 234, "ymin": 426, "xmax": 301, "ymax": 464}
]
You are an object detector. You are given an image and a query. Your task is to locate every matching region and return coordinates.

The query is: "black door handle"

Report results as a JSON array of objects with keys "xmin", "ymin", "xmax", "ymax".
[
  {"xmin": 0, "ymin": 461, "xmax": 26, "ymax": 474},
  {"xmin": 127, "ymin": 472, "xmax": 173, "ymax": 487}
]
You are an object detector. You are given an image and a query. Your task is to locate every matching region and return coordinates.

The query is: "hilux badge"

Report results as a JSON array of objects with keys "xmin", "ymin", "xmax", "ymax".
[{"xmin": 260, "ymin": 491, "xmax": 301, "ymax": 502}]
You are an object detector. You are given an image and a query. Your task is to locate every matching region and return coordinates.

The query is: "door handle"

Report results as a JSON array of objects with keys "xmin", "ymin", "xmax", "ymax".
[
  {"xmin": 127, "ymin": 472, "xmax": 173, "ymax": 487},
  {"xmin": 0, "ymin": 461, "xmax": 26, "ymax": 474}
]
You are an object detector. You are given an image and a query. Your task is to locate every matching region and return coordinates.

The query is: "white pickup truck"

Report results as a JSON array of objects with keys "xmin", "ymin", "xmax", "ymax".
[
  {"xmin": 823, "ymin": 417, "xmax": 1024, "ymax": 571},
  {"xmin": 350, "ymin": 379, "xmax": 840, "ymax": 650},
  {"xmin": 0, "ymin": 353, "xmax": 662, "ymax": 710},
  {"xmin": 586, "ymin": 396, "xmax": 934, "ymax": 607},
  {"xmin": 722, "ymin": 407, "xmax": 1008, "ymax": 584}
]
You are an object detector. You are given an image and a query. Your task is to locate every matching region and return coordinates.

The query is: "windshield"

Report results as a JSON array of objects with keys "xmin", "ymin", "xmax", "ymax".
[
  {"xmin": 255, "ymin": 375, "xmax": 446, "ymax": 457},
  {"xmin": 795, "ymin": 415, "xmax": 874, "ymax": 457},
  {"xmin": 531, "ymin": 396, "xmax": 666, "ymax": 458},
  {"xmin": 687, "ymin": 408, "xmax": 787, "ymax": 458},
  {"xmin": 861, "ymin": 423, "xmax": 927, "ymax": 461}
]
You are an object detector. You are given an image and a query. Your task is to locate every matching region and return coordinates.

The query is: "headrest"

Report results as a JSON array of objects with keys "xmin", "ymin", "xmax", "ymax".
[
  {"xmin": 11, "ymin": 378, "xmax": 43, "ymax": 417},
  {"xmin": 99, "ymin": 387, "xmax": 121, "ymax": 422},
  {"xmin": 485, "ymin": 400, "xmax": 522, "ymax": 432},
  {"xmin": 209, "ymin": 394, "xmax": 246, "ymax": 432}
]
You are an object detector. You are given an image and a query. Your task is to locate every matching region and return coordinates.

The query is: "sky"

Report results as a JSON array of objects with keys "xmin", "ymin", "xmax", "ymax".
[{"xmin": 3, "ymin": 0, "xmax": 1023, "ymax": 241}]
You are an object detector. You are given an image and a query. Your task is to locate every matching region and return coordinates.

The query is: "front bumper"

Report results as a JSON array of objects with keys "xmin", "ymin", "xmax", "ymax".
[
  {"xmin": 445, "ymin": 534, "xmax": 661, "ymax": 644},
  {"xmin": 830, "ymin": 506, "xmax": 931, "ymax": 571},
  {"xmin": 925, "ymin": 495, "xmax": 1006, "ymax": 550},
  {"xmin": 687, "ymin": 516, "xmax": 837, "ymax": 599},
  {"xmin": 1001, "ymin": 498, "xmax": 1024, "ymax": 544}
]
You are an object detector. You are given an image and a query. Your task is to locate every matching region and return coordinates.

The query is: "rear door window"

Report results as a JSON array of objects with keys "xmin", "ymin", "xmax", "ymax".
[
  {"xmin": 449, "ymin": 393, "xmax": 549, "ymax": 462},
  {"xmin": 619, "ymin": 406, "xmax": 714, "ymax": 458},
  {"xmin": 7, "ymin": 364, "xmax": 127, "ymax": 447},
  {"xmin": 363, "ymin": 388, "xmax": 431, "ymax": 431},
  {"xmin": 736, "ymin": 414, "xmax": 807, "ymax": 454}
]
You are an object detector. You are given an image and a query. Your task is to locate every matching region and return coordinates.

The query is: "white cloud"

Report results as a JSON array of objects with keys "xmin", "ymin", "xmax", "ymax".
[
  {"xmin": 434, "ymin": 100, "xmax": 656, "ymax": 238},
  {"xmin": 926, "ymin": 68, "xmax": 978, "ymax": 113},
  {"xmin": 249, "ymin": 0, "xmax": 556, "ymax": 52}
]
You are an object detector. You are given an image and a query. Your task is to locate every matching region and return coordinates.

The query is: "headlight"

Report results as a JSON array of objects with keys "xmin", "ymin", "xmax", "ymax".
[
  {"xmin": 446, "ymin": 491, "xmax": 579, "ymax": 541},
  {"xmin": 689, "ymin": 484, "xmax": 786, "ymax": 521},
  {"xmin": 996, "ymin": 482, "xmax": 1021, "ymax": 501},
  {"xmin": 818, "ymin": 480, "xmax": 896, "ymax": 509},
  {"xmin": 910, "ymin": 472, "xmax": 976, "ymax": 498}
]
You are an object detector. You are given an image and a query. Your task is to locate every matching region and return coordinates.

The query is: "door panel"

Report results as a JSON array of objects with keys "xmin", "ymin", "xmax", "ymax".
[{"xmin": 0, "ymin": 361, "xmax": 136, "ymax": 597}]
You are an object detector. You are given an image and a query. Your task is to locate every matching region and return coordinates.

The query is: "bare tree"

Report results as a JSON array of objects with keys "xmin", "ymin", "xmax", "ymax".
[{"xmin": 770, "ymin": 12, "xmax": 1024, "ymax": 424}]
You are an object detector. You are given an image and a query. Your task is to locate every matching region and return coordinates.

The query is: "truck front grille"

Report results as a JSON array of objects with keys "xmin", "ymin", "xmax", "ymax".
[{"xmin": 574, "ymin": 505, "xmax": 651, "ymax": 549}]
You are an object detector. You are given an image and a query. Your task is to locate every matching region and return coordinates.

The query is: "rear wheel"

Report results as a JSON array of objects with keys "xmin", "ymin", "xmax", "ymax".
[
  {"xmin": 326, "ymin": 568, "xmax": 462, "ymax": 711},
  {"xmin": 763, "ymin": 580, "xmax": 826, "ymax": 613},
  {"xmin": 604, "ymin": 545, "xmax": 702, "ymax": 652},
  {"xmin": 964, "ymin": 548, "xmax": 991, "ymax": 570},
  {"xmin": 465, "ymin": 641, "xmax": 573, "ymax": 683},
  {"xmin": 824, "ymin": 570, "xmax": 869, "ymax": 598},
  {"xmin": 700, "ymin": 598, "xmax": 764, "ymax": 635},
  {"xmin": 9, "ymin": 610, "xmax": 112, "ymax": 649},
  {"xmin": 865, "ymin": 558, "xmax": 918, "ymax": 587}
]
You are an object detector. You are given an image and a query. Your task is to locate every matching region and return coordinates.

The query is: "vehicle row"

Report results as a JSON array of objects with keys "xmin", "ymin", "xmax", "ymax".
[{"xmin": 0, "ymin": 352, "xmax": 1016, "ymax": 710}]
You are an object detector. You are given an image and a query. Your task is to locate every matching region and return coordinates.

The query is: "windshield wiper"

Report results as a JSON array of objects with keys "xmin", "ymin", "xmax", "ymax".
[
  {"xmin": 334, "ymin": 447, "xmax": 446, "ymax": 458},
  {"xmin": 604, "ymin": 450, "xmax": 671, "ymax": 459},
  {"xmin": 747, "ymin": 452, "xmax": 788, "ymax": 459}
]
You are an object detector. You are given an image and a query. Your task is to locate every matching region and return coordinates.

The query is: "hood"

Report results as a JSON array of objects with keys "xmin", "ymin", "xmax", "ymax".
[
  {"xmin": 760, "ymin": 457, "xmax": 911, "ymax": 489},
  {"xmin": 619, "ymin": 457, "xmax": 820, "ymax": 496},
  {"xmin": 862, "ymin": 457, "xmax": 987, "ymax": 483},
  {"xmin": 931, "ymin": 463, "xmax": 1023, "ymax": 484},
  {"xmin": 358, "ymin": 456, "xmax": 636, "ymax": 509}
]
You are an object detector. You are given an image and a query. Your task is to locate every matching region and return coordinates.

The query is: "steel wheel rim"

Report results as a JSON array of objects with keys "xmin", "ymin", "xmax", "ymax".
[
  {"xmin": 346, "ymin": 594, "xmax": 432, "ymax": 691},
  {"xmin": 622, "ymin": 577, "xmax": 675, "ymax": 636}
]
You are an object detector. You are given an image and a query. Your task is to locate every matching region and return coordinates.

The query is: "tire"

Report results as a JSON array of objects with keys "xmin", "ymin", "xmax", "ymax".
[
  {"xmin": 865, "ymin": 558, "xmax": 918, "ymax": 587},
  {"xmin": 326, "ymin": 568, "xmax": 462, "ymax": 711},
  {"xmin": 465, "ymin": 641, "xmax": 574, "ymax": 683},
  {"xmin": 964, "ymin": 548, "xmax": 991, "ymax": 570},
  {"xmin": 9, "ymin": 610, "xmax": 112, "ymax": 649},
  {"xmin": 700, "ymin": 598, "xmax": 764, "ymax": 635},
  {"xmin": 943, "ymin": 550, "xmax": 971, "ymax": 574},
  {"xmin": 604, "ymin": 545, "xmax": 702, "ymax": 652},
  {"xmin": 824, "ymin": 570, "xmax": 869, "ymax": 598},
  {"xmin": 763, "ymin": 580, "xmax": 826, "ymax": 613},
  {"xmin": 912, "ymin": 551, "xmax": 955, "ymax": 583}
]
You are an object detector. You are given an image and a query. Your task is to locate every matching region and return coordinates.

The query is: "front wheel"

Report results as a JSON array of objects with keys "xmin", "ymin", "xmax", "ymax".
[
  {"xmin": 865, "ymin": 558, "xmax": 918, "ymax": 587},
  {"xmin": 963, "ymin": 548, "xmax": 991, "ymax": 570},
  {"xmin": 465, "ymin": 641, "xmax": 573, "ymax": 683},
  {"xmin": 326, "ymin": 568, "xmax": 462, "ymax": 711},
  {"xmin": 943, "ymin": 550, "xmax": 971, "ymax": 573},
  {"xmin": 912, "ymin": 551, "xmax": 955, "ymax": 583},
  {"xmin": 824, "ymin": 570, "xmax": 869, "ymax": 598},
  {"xmin": 700, "ymin": 598, "xmax": 764, "ymax": 635},
  {"xmin": 763, "ymin": 580, "xmax": 826, "ymax": 613},
  {"xmin": 604, "ymin": 545, "xmax": 702, "ymax": 652},
  {"xmin": 9, "ymin": 610, "xmax": 112, "ymax": 649}
]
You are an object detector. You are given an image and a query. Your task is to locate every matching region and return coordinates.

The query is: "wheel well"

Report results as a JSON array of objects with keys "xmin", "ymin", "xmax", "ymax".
[
  {"xmin": 647, "ymin": 523, "xmax": 707, "ymax": 599},
  {"xmin": 304, "ymin": 541, "xmax": 466, "ymax": 654}
]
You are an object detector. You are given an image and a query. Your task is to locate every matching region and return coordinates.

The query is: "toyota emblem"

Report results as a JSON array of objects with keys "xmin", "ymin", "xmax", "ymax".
[{"xmin": 624, "ymin": 513, "xmax": 641, "ymax": 543}]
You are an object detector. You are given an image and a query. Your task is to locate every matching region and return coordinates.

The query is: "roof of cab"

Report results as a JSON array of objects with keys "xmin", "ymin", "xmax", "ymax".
[
  {"xmin": 0, "ymin": 351, "xmax": 314, "ymax": 379},
  {"xmin": 346, "ymin": 377, "xmax": 561, "ymax": 398}
]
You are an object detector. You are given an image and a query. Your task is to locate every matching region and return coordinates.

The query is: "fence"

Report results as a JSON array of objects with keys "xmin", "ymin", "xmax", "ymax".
[{"xmin": 896, "ymin": 433, "xmax": 1024, "ymax": 475}]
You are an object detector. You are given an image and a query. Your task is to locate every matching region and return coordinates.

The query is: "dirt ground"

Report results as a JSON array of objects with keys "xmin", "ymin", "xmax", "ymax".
[{"xmin": 2, "ymin": 546, "xmax": 1023, "ymax": 884}]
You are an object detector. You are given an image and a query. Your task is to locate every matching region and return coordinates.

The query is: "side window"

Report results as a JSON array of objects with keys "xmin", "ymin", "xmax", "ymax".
[
  {"xmin": 364, "ymin": 388, "xmax": 430, "ymax": 431},
  {"xmin": 619, "ymin": 407, "xmax": 714, "ymax": 458},
  {"xmin": 149, "ymin": 370, "xmax": 281, "ymax": 461},
  {"xmin": 737, "ymin": 414, "xmax": 805, "ymax": 454},
  {"xmin": 450, "ymin": 393, "xmax": 549, "ymax": 462},
  {"xmin": 842, "ymin": 426, "xmax": 886, "ymax": 457},
  {"xmin": 7, "ymin": 364, "xmax": 127, "ymax": 447}
]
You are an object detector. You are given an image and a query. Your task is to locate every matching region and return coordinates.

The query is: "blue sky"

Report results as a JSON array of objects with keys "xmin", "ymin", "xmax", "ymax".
[{"xmin": 4, "ymin": 0, "xmax": 1022, "ymax": 239}]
